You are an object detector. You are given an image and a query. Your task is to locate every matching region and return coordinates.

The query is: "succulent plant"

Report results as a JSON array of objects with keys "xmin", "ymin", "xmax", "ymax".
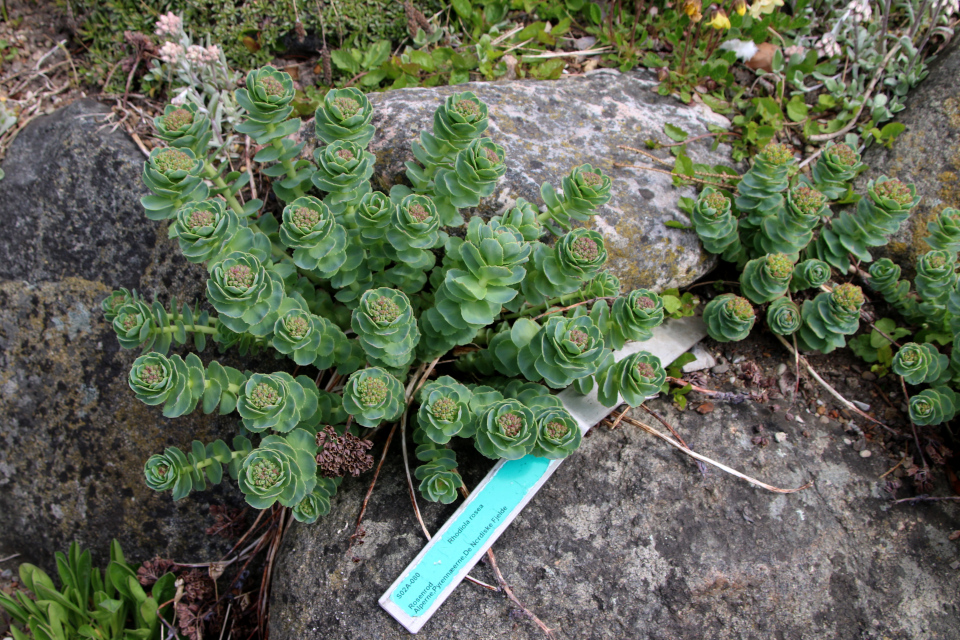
[
  {"xmin": 271, "ymin": 298, "xmax": 351, "ymax": 369},
  {"xmin": 866, "ymin": 258, "xmax": 918, "ymax": 320},
  {"xmin": 407, "ymin": 91, "xmax": 490, "ymax": 193},
  {"xmin": 521, "ymin": 228, "xmax": 608, "ymax": 305},
  {"xmin": 530, "ymin": 406, "xmax": 582, "ymax": 459},
  {"xmin": 604, "ymin": 289, "xmax": 665, "ymax": 347},
  {"xmin": 277, "ymin": 196, "xmax": 349, "ymax": 276},
  {"xmin": 153, "ymin": 102, "xmax": 212, "ymax": 155},
  {"xmin": 474, "ymin": 399, "xmax": 537, "ymax": 460},
  {"xmin": 908, "ymin": 387, "xmax": 959, "ymax": 426},
  {"xmin": 141, "ymin": 147, "xmax": 208, "ymax": 220},
  {"xmin": 311, "ymin": 140, "xmax": 376, "ymax": 216},
  {"xmin": 756, "ymin": 185, "xmax": 827, "ymax": 259},
  {"xmin": 171, "ymin": 198, "xmax": 242, "ymax": 264},
  {"xmin": 314, "ymin": 87, "xmax": 375, "ymax": 147},
  {"xmin": 539, "ymin": 164, "xmax": 613, "ymax": 234},
  {"xmin": 416, "ymin": 376, "xmax": 475, "ymax": 444},
  {"xmin": 292, "ymin": 478, "xmax": 341, "ymax": 523},
  {"xmin": 809, "ymin": 176, "xmax": 920, "ymax": 271},
  {"xmin": 412, "ymin": 425, "xmax": 464, "ymax": 503},
  {"xmin": 341, "ymin": 367, "xmax": 405, "ymax": 428},
  {"xmin": 432, "ymin": 137, "xmax": 507, "ymax": 226},
  {"xmin": 355, "ymin": 190, "xmax": 393, "ymax": 242},
  {"xmin": 810, "ymin": 142, "xmax": 864, "ymax": 200},
  {"xmin": 237, "ymin": 428, "xmax": 318, "ymax": 509},
  {"xmin": 893, "ymin": 342, "xmax": 949, "ymax": 385},
  {"xmin": 766, "ymin": 297, "xmax": 802, "ymax": 336},
  {"xmin": 351, "ymin": 288, "xmax": 421, "ymax": 369},
  {"xmin": 691, "ymin": 188, "xmax": 743, "ymax": 262},
  {"xmin": 597, "ymin": 350, "xmax": 666, "ymax": 407},
  {"xmin": 925, "ymin": 208, "xmax": 960, "ymax": 254},
  {"xmin": 703, "ymin": 294, "xmax": 756, "ymax": 342},
  {"xmin": 111, "ymin": 293, "xmax": 215, "ymax": 353},
  {"xmin": 129, "ymin": 352, "xmax": 211, "ymax": 418},
  {"xmin": 586, "ymin": 270, "xmax": 622, "ymax": 298},
  {"xmin": 740, "ymin": 253, "xmax": 794, "ymax": 304},
  {"xmin": 493, "ymin": 197, "xmax": 543, "ymax": 242},
  {"xmin": 914, "ymin": 250, "xmax": 957, "ymax": 305},
  {"xmin": 206, "ymin": 251, "xmax": 285, "ymax": 336},
  {"xmin": 144, "ymin": 436, "xmax": 252, "ymax": 500},
  {"xmin": 797, "ymin": 283, "xmax": 864, "ymax": 353},
  {"xmin": 236, "ymin": 371, "xmax": 319, "ymax": 433},
  {"xmin": 735, "ymin": 142, "xmax": 794, "ymax": 216},
  {"xmin": 790, "ymin": 258, "xmax": 832, "ymax": 291},
  {"xmin": 518, "ymin": 315, "xmax": 608, "ymax": 388}
]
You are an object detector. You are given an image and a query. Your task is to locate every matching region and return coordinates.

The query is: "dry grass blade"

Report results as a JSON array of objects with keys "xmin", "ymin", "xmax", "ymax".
[{"xmin": 617, "ymin": 415, "xmax": 813, "ymax": 493}]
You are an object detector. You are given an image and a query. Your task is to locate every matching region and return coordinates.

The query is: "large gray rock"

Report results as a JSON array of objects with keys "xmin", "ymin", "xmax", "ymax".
[
  {"xmin": 0, "ymin": 100, "xmax": 245, "ymax": 570},
  {"xmin": 857, "ymin": 40, "xmax": 960, "ymax": 271},
  {"xmin": 361, "ymin": 70, "xmax": 728, "ymax": 292},
  {"xmin": 270, "ymin": 395, "xmax": 960, "ymax": 639}
]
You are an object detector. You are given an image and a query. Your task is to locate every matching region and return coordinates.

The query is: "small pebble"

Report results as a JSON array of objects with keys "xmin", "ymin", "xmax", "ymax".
[
  {"xmin": 843, "ymin": 438, "xmax": 853, "ymax": 445},
  {"xmin": 950, "ymin": 561, "xmax": 960, "ymax": 570},
  {"xmin": 776, "ymin": 363, "xmax": 787, "ymax": 375},
  {"xmin": 795, "ymin": 415, "xmax": 805, "ymax": 423},
  {"xmin": 861, "ymin": 371, "xmax": 877, "ymax": 381},
  {"xmin": 732, "ymin": 355, "xmax": 745, "ymax": 364},
  {"xmin": 851, "ymin": 400, "xmax": 871, "ymax": 411},
  {"xmin": 859, "ymin": 450, "xmax": 872, "ymax": 458},
  {"xmin": 820, "ymin": 416, "xmax": 831, "ymax": 424},
  {"xmin": 711, "ymin": 363, "xmax": 730, "ymax": 374},
  {"xmin": 774, "ymin": 432, "xmax": 788, "ymax": 442}
]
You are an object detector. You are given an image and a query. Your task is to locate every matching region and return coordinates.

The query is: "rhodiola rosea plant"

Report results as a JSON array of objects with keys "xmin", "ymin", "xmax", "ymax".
[{"xmin": 104, "ymin": 66, "xmax": 670, "ymax": 521}]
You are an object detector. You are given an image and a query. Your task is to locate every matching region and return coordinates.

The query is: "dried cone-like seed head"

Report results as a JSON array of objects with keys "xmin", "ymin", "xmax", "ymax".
[
  {"xmin": 498, "ymin": 412, "xmax": 523, "ymax": 437},
  {"xmin": 828, "ymin": 143, "xmax": 858, "ymax": 167},
  {"xmin": 357, "ymin": 377, "xmax": 388, "ymax": 406},
  {"xmin": 571, "ymin": 236, "xmax": 599, "ymax": 261},
  {"xmin": 154, "ymin": 148, "xmax": 194, "ymax": 174},
  {"xmin": 790, "ymin": 186, "xmax": 826, "ymax": 216},
  {"xmin": 333, "ymin": 96, "xmax": 360, "ymax": 117},
  {"xmin": 727, "ymin": 296, "xmax": 755, "ymax": 321},
  {"xmin": 833, "ymin": 283, "xmax": 864, "ymax": 312},
  {"xmin": 874, "ymin": 179, "xmax": 913, "ymax": 206},
  {"xmin": 163, "ymin": 108, "xmax": 193, "ymax": 131},
  {"xmin": 248, "ymin": 382, "xmax": 280, "ymax": 409},
  {"xmin": 766, "ymin": 253, "xmax": 793, "ymax": 280},
  {"xmin": 292, "ymin": 206, "xmax": 320, "ymax": 231},
  {"xmin": 431, "ymin": 397, "xmax": 457, "ymax": 422},
  {"xmin": 316, "ymin": 426, "xmax": 374, "ymax": 477},
  {"xmin": 762, "ymin": 143, "xmax": 793, "ymax": 166}
]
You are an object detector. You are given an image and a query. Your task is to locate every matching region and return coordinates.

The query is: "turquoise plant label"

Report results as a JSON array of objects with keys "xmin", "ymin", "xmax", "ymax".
[{"xmin": 389, "ymin": 455, "xmax": 552, "ymax": 617}]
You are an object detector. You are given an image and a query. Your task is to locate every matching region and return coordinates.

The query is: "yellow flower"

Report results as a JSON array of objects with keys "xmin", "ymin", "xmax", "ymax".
[
  {"xmin": 683, "ymin": 0, "xmax": 704, "ymax": 21},
  {"xmin": 707, "ymin": 9, "xmax": 732, "ymax": 29},
  {"xmin": 732, "ymin": 0, "xmax": 747, "ymax": 16},
  {"xmin": 749, "ymin": 0, "xmax": 784, "ymax": 19}
]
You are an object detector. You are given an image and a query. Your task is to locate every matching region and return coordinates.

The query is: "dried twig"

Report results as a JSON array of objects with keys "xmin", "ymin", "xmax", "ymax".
[
  {"xmin": 880, "ymin": 456, "xmax": 907, "ymax": 479},
  {"xmin": 891, "ymin": 494, "xmax": 960, "ymax": 504},
  {"xmin": 613, "ymin": 162, "xmax": 735, "ymax": 190},
  {"xmin": 618, "ymin": 415, "xmax": 813, "ymax": 493},
  {"xmin": 666, "ymin": 377, "xmax": 750, "ymax": 403},
  {"xmin": 641, "ymin": 404, "xmax": 708, "ymax": 475},
  {"xmin": 0, "ymin": 553, "xmax": 20, "ymax": 563}
]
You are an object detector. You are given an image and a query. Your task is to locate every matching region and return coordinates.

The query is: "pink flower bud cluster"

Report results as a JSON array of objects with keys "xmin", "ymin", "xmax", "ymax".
[
  {"xmin": 186, "ymin": 45, "xmax": 221, "ymax": 65},
  {"xmin": 155, "ymin": 12, "xmax": 182, "ymax": 37},
  {"xmin": 158, "ymin": 42, "xmax": 184, "ymax": 64}
]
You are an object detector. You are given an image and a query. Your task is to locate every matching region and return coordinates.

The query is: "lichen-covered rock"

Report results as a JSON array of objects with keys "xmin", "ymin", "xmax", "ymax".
[
  {"xmin": 0, "ymin": 100, "xmax": 247, "ymax": 569},
  {"xmin": 856, "ymin": 41, "xmax": 960, "ymax": 272},
  {"xmin": 302, "ymin": 70, "xmax": 729, "ymax": 292},
  {"xmin": 270, "ymin": 398, "xmax": 960, "ymax": 640}
]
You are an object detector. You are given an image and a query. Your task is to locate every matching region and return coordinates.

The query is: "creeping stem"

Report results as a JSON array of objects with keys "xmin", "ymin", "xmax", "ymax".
[
  {"xmin": 202, "ymin": 161, "xmax": 246, "ymax": 216},
  {"xmin": 266, "ymin": 122, "xmax": 306, "ymax": 198}
]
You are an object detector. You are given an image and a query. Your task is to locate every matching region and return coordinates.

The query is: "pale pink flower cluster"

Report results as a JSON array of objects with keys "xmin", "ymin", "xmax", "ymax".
[
  {"xmin": 845, "ymin": 0, "xmax": 872, "ymax": 23},
  {"xmin": 186, "ymin": 44, "xmax": 221, "ymax": 64},
  {"xmin": 946, "ymin": 0, "xmax": 959, "ymax": 16},
  {"xmin": 816, "ymin": 32, "xmax": 841, "ymax": 58},
  {"xmin": 155, "ymin": 12, "xmax": 182, "ymax": 37},
  {"xmin": 158, "ymin": 41, "xmax": 184, "ymax": 63}
]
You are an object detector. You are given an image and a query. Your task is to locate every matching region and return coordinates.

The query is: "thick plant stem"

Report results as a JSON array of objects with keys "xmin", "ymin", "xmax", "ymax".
[
  {"xmin": 503, "ymin": 290, "xmax": 589, "ymax": 320},
  {"xmin": 159, "ymin": 322, "xmax": 218, "ymax": 336},
  {"xmin": 185, "ymin": 449, "xmax": 246, "ymax": 473},
  {"xmin": 203, "ymin": 161, "xmax": 246, "ymax": 215},
  {"xmin": 266, "ymin": 123, "xmax": 306, "ymax": 199}
]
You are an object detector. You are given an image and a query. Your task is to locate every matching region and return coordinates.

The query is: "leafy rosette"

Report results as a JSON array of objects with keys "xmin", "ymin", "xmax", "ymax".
[
  {"xmin": 279, "ymin": 196, "xmax": 348, "ymax": 276},
  {"xmin": 101, "ymin": 288, "xmax": 134, "ymax": 322},
  {"xmin": 493, "ymin": 197, "xmax": 543, "ymax": 242},
  {"xmin": 129, "ymin": 352, "xmax": 206, "ymax": 418},
  {"xmin": 703, "ymin": 294, "xmax": 755, "ymax": 342},
  {"xmin": 691, "ymin": 188, "xmax": 742, "ymax": 261},
  {"xmin": 238, "ymin": 429, "xmax": 318, "ymax": 509},
  {"xmin": 790, "ymin": 259, "xmax": 831, "ymax": 291},
  {"xmin": 153, "ymin": 103, "xmax": 211, "ymax": 154},
  {"xmin": 597, "ymin": 351, "xmax": 666, "ymax": 408},
  {"xmin": 811, "ymin": 142, "xmax": 864, "ymax": 200},
  {"xmin": 433, "ymin": 138, "xmax": 507, "ymax": 226},
  {"xmin": 797, "ymin": 283, "xmax": 864, "ymax": 353},
  {"xmin": 766, "ymin": 297, "xmax": 802, "ymax": 336},
  {"xmin": 412, "ymin": 426, "xmax": 463, "ymax": 503},
  {"xmin": 587, "ymin": 270, "xmax": 622, "ymax": 298},
  {"xmin": 914, "ymin": 250, "xmax": 957, "ymax": 305},
  {"xmin": 758, "ymin": 186, "xmax": 826, "ymax": 259},
  {"xmin": 407, "ymin": 92, "xmax": 490, "ymax": 191},
  {"xmin": 141, "ymin": 147, "xmax": 207, "ymax": 220},
  {"xmin": 236, "ymin": 372, "xmax": 318, "ymax": 433},
  {"xmin": 355, "ymin": 191, "xmax": 393, "ymax": 242},
  {"xmin": 908, "ymin": 387, "xmax": 959, "ymax": 426},
  {"xmin": 386, "ymin": 194, "xmax": 444, "ymax": 260},
  {"xmin": 740, "ymin": 253, "xmax": 794, "ymax": 304},
  {"xmin": 735, "ymin": 142, "xmax": 794, "ymax": 216},
  {"xmin": 271, "ymin": 298, "xmax": 342, "ymax": 368},
  {"xmin": 925, "ymin": 208, "xmax": 960, "ymax": 253},
  {"xmin": 144, "ymin": 435, "xmax": 252, "ymax": 501},
  {"xmin": 311, "ymin": 140, "xmax": 375, "ymax": 214},
  {"xmin": 469, "ymin": 318, "xmax": 540, "ymax": 379},
  {"xmin": 518, "ymin": 315, "xmax": 608, "ymax": 388},
  {"xmin": 314, "ymin": 87, "xmax": 375, "ymax": 147},
  {"xmin": 540, "ymin": 164, "xmax": 613, "ymax": 234},
  {"xmin": 351, "ymin": 288, "xmax": 420, "ymax": 369},
  {"xmin": 170, "ymin": 199, "xmax": 241, "ymax": 263},
  {"xmin": 111, "ymin": 298, "xmax": 152, "ymax": 349},
  {"xmin": 810, "ymin": 176, "xmax": 919, "ymax": 271},
  {"xmin": 866, "ymin": 258, "xmax": 918, "ymax": 319},
  {"xmin": 234, "ymin": 66, "xmax": 296, "ymax": 136},
  {"xmin": 341, "ymin": 367, "xmax": 405, "ymax": 428},
  {"xmin": 522, "ymin": 229, "xmax": 609, "ymax": 304},
  {"xmin": 292, "ymin": 478, "xmax": 340, "ymax": 523},
  {"xmin": 893, "ymin": 342, "xmax": 950, "ymax": 385},
  {"xmin": 610, "ymin": 289, "xmax": 665, "ymax": 346},
  {"xmin": 206, "ymin": 252, "xmax": 284, "ymax": 336},
  {"xmin": 530, "ymin": 407, "xmax": 581, "ymax": 459},
  {"xmin": 474, "ymin": 399, "xmax": 537, "ymax": 460},
  {"xmin": 416, "ymin": 376, "xmax": 474, "ymax": 444}
]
